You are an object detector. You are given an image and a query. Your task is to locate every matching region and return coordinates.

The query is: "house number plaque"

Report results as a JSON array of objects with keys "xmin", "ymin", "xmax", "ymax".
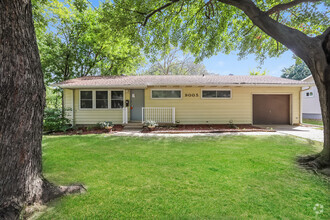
[{"xmin": 185, "ymin": 93, "xmax": 199, "ymax": 97}]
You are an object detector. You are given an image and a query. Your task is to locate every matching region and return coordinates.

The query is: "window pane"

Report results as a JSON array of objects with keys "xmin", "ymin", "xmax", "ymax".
[
  {"xmin": 81, "ymin": 91, "xmax": 92, "ymax": 99},
  {"xmin": 202, "ymin": 91, "xmax": 216, "ymax": 98},
  {"xmin": 81, "ymin": 100, "xmax": 92, "ymax": 108},
  {"xmin": 217, "ymin": 91, "xmax": 231, "ymax": 98},
  {"xmin": 96, "ymin": 100, "xmax": 108, "ymax": 108},
  {"xmin": 96, "ymin": 91, "xmax": 108, "ymax": 99},
  {"xmin": 111, "ymin": 91, "xmax": 123, "ymax": 99},
  {"xmin": 152, "ymin": 90, "xmax": 181, "ymax": 98},
  {"xmin": 111, "ymin": 100, "xmax": 123, "ymax": 108}
]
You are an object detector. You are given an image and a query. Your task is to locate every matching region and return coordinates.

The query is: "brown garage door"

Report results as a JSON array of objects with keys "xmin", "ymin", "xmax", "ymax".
[{"xmin": 253, "ymin": 95, "xmax": 290, "ymax": 124}]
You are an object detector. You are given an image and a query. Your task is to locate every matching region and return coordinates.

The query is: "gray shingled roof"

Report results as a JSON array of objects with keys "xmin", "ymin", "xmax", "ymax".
[{"xmin": 55, "ymin": 75, "xmax": 313, "ymax": 88}]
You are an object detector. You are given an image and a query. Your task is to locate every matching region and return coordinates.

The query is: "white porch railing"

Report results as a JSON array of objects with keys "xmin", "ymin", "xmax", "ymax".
[
  {"xmin": 122, "ymin": 107, "xmax": 128, "ymax": 124},
  {"xmin": 142, "ymin": 107, "xmax": 175, "ymax": 124}
]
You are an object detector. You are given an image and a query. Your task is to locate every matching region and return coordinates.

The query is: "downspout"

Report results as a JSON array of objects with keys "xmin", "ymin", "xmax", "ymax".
[
  {"xmin": 300, "ymin": 86, "xmax": 311, "ymax": 124},
  {"xmin": 72, "ymin": 89, "xmax": 75, "ymax": 126}
]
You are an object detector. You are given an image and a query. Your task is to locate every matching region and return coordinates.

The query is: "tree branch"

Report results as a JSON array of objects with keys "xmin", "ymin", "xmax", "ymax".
[
  {"xmin": 266, "ymin": 0, "xmax": 321, "ymax": 15},
  {"xmin": 143, "ymin": 0, "xmax": 180, "ymax": 26}
]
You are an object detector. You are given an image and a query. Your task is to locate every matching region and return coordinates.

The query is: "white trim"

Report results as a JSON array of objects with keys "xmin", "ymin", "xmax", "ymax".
[
  {"xmin": 79, "ymin": 90, "xmax": 93, "ymax": 110},
  {"xmin": 151, "ymin": 89, "xmax": 182, "ymax": 99},
  {"xmin": 57, "ymin": 83, "xmax": 313, "ymax": 89},
  {"xmin": 110, "ymin": 89, "xmax": 125, "ymax": 109},
  {"xmin": 301, "ymin": 75, "xmax": 313, "ymax": 82},
  {"xmin": 201, "ymin": 89, "xmax": 232, "ymax": 99}
]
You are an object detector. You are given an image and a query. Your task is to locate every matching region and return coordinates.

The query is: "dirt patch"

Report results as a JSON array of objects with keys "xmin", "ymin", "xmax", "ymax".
[
  {"xmin": 141, "ymin": 124, "xmax": 273, "ymax": 133},
  {"xmin": 48, "ymin": 125, "xmax": 124, "ymax": 135}
]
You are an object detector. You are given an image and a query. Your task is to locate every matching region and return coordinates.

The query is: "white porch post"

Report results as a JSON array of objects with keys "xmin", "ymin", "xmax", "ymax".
[{"xmin": 172, "ymin": 107, "xmax": 175, "ymax": 124}]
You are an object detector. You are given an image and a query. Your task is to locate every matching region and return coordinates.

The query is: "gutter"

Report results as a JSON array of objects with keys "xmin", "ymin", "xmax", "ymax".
[{"xmin": 55, "ymin": 83, "xmax": 314, "ymax": 89}]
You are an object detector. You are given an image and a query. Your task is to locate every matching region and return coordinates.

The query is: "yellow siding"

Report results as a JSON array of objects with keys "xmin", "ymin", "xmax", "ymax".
[
  {"xmin": 72, "ymin": 89, "xmax": 124, "ymax": 125},
  {"xmin": 64, "ymin": 86, "xmax": 301, "ymax": 125},
  {"xmin": 145, "ymin": 86, "xmax": 301, "ymax": 124},
  {"xmin": 63, "ymin": 89, "xmax": 73, "ymax": 122}
]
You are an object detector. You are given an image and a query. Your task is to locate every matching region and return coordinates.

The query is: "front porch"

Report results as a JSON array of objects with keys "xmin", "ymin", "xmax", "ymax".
[{"xmin": 123, "ymin": 107, "xmax": 176, "ymax": 124}]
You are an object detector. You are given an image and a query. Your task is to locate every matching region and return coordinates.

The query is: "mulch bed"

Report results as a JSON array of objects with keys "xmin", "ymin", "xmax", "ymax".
[
  {"xmin": 141, "ymin": 124, "xmax": 274, "ymax": 133},
  {"xmin": 48, "ymin": 124, "xmax": 273, "ymax": 135},
  {"xmin": 48, "ymin": 125, "xmax": 124, "ymax": 135}
]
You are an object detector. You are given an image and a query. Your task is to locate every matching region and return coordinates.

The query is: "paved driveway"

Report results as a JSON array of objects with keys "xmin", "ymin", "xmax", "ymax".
[{"xmin": 258, "ymin": 125, "xmax": 324, "ymax": 142}]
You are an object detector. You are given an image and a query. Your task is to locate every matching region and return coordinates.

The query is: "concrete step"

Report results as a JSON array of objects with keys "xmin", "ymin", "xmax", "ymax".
[{"xmin": 124, "ymin": 123, "xmax": 143, "ymax": 129}]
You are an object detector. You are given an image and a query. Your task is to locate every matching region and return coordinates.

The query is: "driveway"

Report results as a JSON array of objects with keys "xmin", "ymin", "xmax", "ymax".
[{"xmin": 258, "ymin": 125, "xmax": 324, "ymax": 142}]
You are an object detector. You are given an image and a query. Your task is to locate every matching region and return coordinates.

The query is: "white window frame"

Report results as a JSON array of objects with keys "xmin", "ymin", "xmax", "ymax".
[
  {"xmin": 78, "ymin": 89, "xmax": 125, "ymax": 110},
  {"xmin": 151, "ymin": 89, "xmax": 182, "ymax": 99},
  {"xmin": 201, "ymin": 89, "xmax": 232, "ymax": 99},
  {"xmin": 110, "ymin": 90, "xmax": 125, "ymax": 109},
  {"xmin": 95, "ymin": 90, "xmax": 109, "ymax": 109},
  {"xmin": 79, "ymin": 90, "xmax": 93, "ymax": 109}
]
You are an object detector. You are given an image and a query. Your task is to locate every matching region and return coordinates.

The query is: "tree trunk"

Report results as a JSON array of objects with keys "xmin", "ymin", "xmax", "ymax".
[
  {"xmin": 223, "ymin": 0, "xmax": 330, "ymax": 173},
  {"xmin": 0, "ymin": 1, "xmax": 84, "ymax": 219},
  {"xmin": 298, "ymin": 32, "xmax": 330, "ymax": 173}
]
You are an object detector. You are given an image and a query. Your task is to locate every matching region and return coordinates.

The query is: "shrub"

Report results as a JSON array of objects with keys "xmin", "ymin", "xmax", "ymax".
[
  {"xmin": 144, "ymin": 120, "xmax": 158, "ymax": 127},
  {"xmin": 43, "ymin": 107, "xmax": 71, "ymax": 132},
  {"xmin": 98, "ymin": 121, "xmax": 113, "ymax": 129}
]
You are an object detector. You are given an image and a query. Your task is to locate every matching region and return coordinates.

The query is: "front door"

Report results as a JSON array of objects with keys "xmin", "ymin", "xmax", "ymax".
[{"xmin": 130, "ymin": 89, "xmax": 144, "ymax": 121}]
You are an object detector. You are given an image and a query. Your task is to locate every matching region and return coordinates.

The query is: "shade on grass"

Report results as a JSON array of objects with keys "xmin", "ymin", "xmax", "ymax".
[{"xmin": 40, "ymin": 135, "xmax": 329, "ymax": 219}]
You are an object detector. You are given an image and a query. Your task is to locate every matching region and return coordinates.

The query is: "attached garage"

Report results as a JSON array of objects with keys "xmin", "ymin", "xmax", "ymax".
[{"xmin": 253, "ymin": 94, "xmax": 290, "ymax": 125}]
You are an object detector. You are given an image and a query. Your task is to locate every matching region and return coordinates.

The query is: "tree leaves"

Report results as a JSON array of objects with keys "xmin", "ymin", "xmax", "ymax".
[
  {"xmin": 34, "ymin": 0, "xmax": 144, "ymax": 85},
  {"xmin": 103, "ymin": 0, "xmax": 329, "ymax": 62}
]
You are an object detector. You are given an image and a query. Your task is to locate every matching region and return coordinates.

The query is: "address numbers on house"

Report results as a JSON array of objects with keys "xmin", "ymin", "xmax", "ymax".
[{"xmin": 185, "ymin": 93, "xmax": 199, "ymax": 97}]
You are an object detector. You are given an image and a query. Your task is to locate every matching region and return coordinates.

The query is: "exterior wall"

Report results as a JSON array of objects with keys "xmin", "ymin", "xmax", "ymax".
[
  {"xmin": 63, "ymin": 89, "xmax": 73, "ymax": 123},
  {"xmin": 145, "ymin": 86, "xmax": 301, "ymax": 125},
  {"xmin": 64, "ymin": 86, "xmax": 302, "ymax": 125},
  {"xmin": 64, "ymin": 89, "xmax": 126, "ymax": 125},
  {"xmin": 301, "ymin": 77, "xmax": 321, "ymax": 118}
]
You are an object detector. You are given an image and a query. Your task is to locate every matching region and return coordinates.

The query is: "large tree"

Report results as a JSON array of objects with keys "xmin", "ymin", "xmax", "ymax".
[
  {"xmin": 0, "ymin": 0, "xmax": 84, "ymax": 219},
  {"xmin": 37, "ymin": 0, "xmax": 144, "ymax": 86},
  {"xmin": 103, "ymin": 0, "xmax": 330, "ymax": 172}
]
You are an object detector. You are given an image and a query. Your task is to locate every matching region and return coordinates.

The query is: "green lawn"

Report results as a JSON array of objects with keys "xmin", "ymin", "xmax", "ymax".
[
  {"xmin": 303, "ymin": 119, "xmax": 323, "ymax": 126},
  {"xmin": 39, "ymin": 135, "xmax": 329, "ymax": 219}
]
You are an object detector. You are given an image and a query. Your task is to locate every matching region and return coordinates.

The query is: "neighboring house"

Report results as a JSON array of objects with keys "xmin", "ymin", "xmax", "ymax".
[
  {"xmin": 56, "ymin": 75, "xmax": 312, "ymax": 126},
  {"xmin": 301, "ymin": 75, "xmax": 322, "ymax": 120}
]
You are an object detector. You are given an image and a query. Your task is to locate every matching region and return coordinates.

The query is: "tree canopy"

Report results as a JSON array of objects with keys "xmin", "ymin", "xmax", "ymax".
[
  {"xmin": 281, "ymin": 63, "xmax": 312, "ymax": 80},
  {"xmin": 34, "ymin": 0, "xmax": 144, "ymax": 85},
  {"xmin": 140, "ymin": 48, "xmax": 210, "ymax": 75},
  {"xmin": 101, "ymin": 0, "xmax": 329, "ymax": 63}
]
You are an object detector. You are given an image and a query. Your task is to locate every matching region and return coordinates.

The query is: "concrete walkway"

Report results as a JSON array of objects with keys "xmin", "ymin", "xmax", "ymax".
[
  {"xmin": 258, "ymin": 125, "xmax": 324, "ymax": 142},
  {"xmin": 112, "ymin": 125, "xmax": 324, "ymax": 142},
  {"xmin": 111, "ymin": 130, "xmax": 282, "ymax": 138}
]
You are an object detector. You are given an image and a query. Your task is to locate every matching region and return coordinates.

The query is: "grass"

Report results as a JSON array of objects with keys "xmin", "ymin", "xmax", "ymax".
[
  {"xmin": 39, "ymin": 135, "xmax": 329, "ymax": 219},
  {"xmin": 303, "ymin": 119, "xmax": 323, "ymax": 126}
]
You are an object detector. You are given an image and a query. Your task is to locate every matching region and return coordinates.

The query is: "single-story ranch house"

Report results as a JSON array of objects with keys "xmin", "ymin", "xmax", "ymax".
[{"xmin": 55, "ymin": 75, "xmax": 312, "ymax": 126}]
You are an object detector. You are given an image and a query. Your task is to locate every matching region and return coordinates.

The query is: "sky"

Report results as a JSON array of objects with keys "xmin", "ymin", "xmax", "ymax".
[{"xmin": 89, "ymin": 0, "xmax": 296, "ymax": 77}]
